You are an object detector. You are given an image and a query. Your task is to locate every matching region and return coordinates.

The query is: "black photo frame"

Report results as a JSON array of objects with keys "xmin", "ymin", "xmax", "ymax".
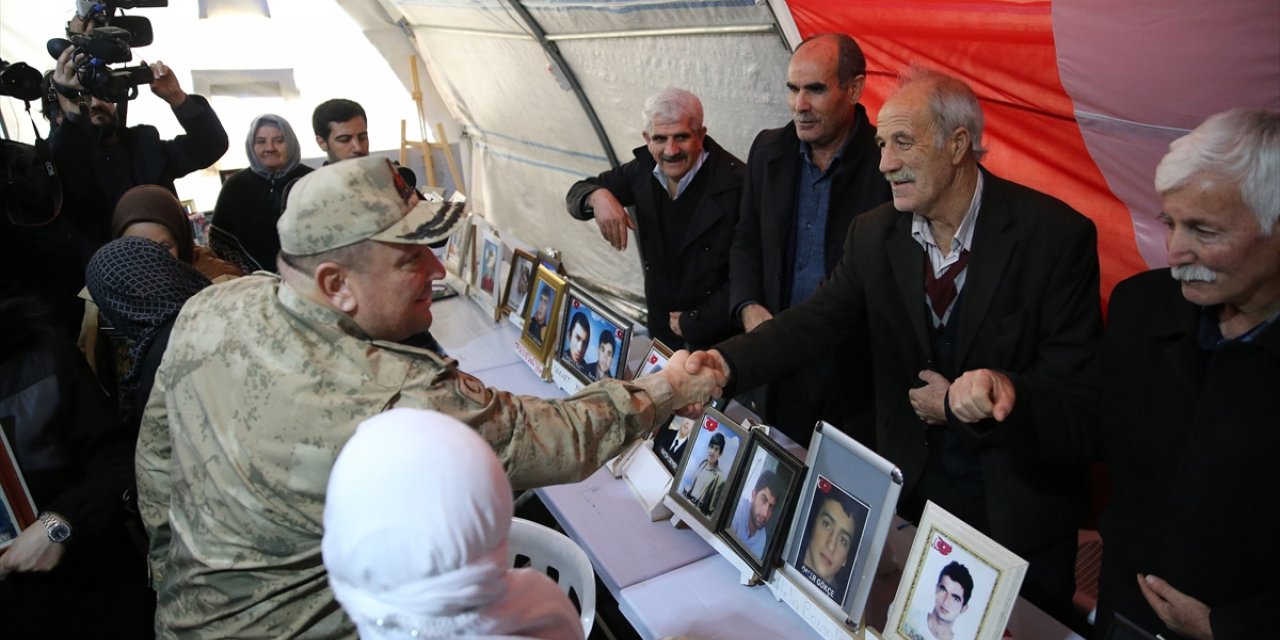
[
  {"xmin": 667, "ymin": 407, "xmax": 749, "ymax": 531},
  {"xmin": 719, "ymin": 431, "xmax": 805, "ymax": 580},
  {"xmin": 501, "ymin": 248, "xmax": 538, "ymax": 319},
  {"xmin": 555, "ymin": 284, "xmax": 632, "ymax": 385}
]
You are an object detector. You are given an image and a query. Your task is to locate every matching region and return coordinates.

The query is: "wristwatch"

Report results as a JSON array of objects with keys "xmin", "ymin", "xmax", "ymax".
[{"xmin": 38, "ymin": 511, "xmax": 72, "ymax": 544}]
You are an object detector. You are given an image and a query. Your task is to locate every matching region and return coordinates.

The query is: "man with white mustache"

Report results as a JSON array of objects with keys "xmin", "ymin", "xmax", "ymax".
[
  {"xmin": 728, "ymin": 33, "xmax": 890, "ymax": 445},
  {"xmin": 955, "ymin": 108, "xmax": 1280, "ymax": 639},
  {"xmin": 693, "ymin": 65, "xmax": 1100, "ymax": 624}
]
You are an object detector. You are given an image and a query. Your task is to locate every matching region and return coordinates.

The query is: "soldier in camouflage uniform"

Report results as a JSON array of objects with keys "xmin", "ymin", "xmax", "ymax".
[{"xmin": 136, "ymin": 156, "xmax": 721, "ymax": 639}]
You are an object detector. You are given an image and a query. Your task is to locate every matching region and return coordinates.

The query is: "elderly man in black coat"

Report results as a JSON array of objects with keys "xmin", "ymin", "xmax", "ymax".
[{"xmin": 692, "ymin": 66, "xmax": 1101, "ymax": 624}]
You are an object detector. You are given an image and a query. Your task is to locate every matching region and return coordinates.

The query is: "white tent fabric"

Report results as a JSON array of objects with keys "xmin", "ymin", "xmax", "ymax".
[{"xmin": 394, "ymin": 0, "xmax": 794, "ymax": 304}]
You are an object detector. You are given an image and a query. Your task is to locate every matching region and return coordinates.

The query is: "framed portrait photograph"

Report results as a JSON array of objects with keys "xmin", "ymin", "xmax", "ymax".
[
  {"xmin": 885, "ymin": 502, "xmax": 1028, "ymax": 640},
  {"xmin": 442, "ymin": 210, "xmax": 474, "ymax": 278},
  {"xmin": 519, "ymin": 265, "xmax": 567, "ymax": 363},
  {"xmin": 555, "ymin": 284, "xmax": 632, "ymax": 386},
  {"xmin": 791, "ymin": 473, "xmax": 870, "ymax": 606},
  {"xmin": 720, "ymin": 431, "xmax": 804, "ymax": 580},
  {"xmin": 651, "ymin": 415, "xmax": 695, "ymax": 476},
  {"xmin": 0, "ymin": 418, "xmax": 37, "ymax": 550},
  {"xmin": 667, "ymin": 408, "xmax": 749, "ymax": 530},
  {"xmin": 502, "ymin": 248, "xmax": 538, "ymax": 321},
  {"xmin": 466, "ymin": 220, "xmax": 503, "ymax": 320},
  {"xmin": 779, "ymin": 422, "xmax": 904, "ymax": 627},
  {"xmin": 477, "ymin": 229, "xmax": 501, "ymax": 299},
  {"xmin": 632, "ymin": 339, "xmax": 673, "ymax": 381}
]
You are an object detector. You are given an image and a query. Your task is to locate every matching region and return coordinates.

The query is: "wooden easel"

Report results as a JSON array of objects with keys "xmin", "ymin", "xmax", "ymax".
[{"xmin": 400, "ymin": 54, "xmax": 465, "ymax": 194}]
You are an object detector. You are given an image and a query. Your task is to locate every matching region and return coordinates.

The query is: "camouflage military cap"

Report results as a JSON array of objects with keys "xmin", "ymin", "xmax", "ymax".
[{"xmin": 279, "ymin": 156, "xmax": 463, "ymax": 256}]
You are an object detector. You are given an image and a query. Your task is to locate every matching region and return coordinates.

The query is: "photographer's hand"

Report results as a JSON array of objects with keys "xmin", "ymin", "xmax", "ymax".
[
  {"xmin": 52, "ymin": 47, "xmax": 85, "ymax": 92},
  {"xmin": 149, "ymin": 61, "xmax": 188, "ymax": 108},
  {"xmin": 52, "ymin": 47, "xmax": 89, "ymax": 115}
]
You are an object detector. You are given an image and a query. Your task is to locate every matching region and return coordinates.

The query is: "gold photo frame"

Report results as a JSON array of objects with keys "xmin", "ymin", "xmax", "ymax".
[{"xmin": 519, "ymin": 265, "xmax": 568, "ymax": 364}]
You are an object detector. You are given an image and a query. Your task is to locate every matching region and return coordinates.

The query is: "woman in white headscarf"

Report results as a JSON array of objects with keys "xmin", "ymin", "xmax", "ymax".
[{"xmin": 322, "ymin": 409, "xmax": 584, "ymax": 640}]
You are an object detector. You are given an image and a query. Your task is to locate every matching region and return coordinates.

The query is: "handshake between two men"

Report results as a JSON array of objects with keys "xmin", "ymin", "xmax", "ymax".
[{"xmin": 652, "ymin": 349, "xmax": 725, "ymax": 418}]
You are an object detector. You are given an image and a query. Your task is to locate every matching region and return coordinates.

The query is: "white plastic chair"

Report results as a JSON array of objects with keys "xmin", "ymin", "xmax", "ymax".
[{"xmin": 507, "ymin": 517, "xmax": 596, "ymax": 637}]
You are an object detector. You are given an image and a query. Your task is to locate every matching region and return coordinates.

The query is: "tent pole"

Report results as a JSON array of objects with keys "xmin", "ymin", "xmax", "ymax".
[{"xmin": 499, "ymin": 0, "xmax": 620, "ymax": 168}]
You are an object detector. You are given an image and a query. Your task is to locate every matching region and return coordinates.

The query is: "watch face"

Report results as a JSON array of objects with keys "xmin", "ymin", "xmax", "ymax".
[{"xmin": 49, "ymin": 523, "xmax": 71, "ymax": 543}]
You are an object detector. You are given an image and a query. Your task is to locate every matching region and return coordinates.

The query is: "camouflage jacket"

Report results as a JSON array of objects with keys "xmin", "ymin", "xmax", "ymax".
[{"xmin": 137, "ymin": 275, "xmax": 673, "ymax": 639}]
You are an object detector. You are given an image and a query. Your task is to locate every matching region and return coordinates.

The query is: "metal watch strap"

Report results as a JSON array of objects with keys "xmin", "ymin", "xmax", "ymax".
[{"xmin": 38, "ymin": 511, "xmax": 72, "ymax": 543}]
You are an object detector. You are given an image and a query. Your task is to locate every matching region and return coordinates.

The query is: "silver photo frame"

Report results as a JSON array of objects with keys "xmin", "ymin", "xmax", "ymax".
[{"xmin": 778, "ymin": 422, "xmax": 903, "ymax": 629}]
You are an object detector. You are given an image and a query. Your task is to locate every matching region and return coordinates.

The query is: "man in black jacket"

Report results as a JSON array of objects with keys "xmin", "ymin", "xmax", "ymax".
[
  {"xmin": 729, "ymin": 33, "xmax": 890, "ymax": 444},
  {"xmin": 49, "ymin": 49, "xmax": 228, "ymax": 265},
  {"xmin": 566, "ymin": 87, "xmax": 745, "ymax": 350},
  {"xmin": 41, "ymin": 48, "xmax": 227, "ymax": 333}
]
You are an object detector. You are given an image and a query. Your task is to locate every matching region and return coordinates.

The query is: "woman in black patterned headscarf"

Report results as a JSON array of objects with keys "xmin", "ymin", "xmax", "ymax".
[{"xmin": 86, "ymin": 236, "xmax": 211, "ymax": 427}]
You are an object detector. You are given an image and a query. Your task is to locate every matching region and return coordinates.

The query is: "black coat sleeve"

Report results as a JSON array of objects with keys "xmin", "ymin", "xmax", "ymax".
[
  {"xmin": 565, "ymin": 158, "xmax": 643, "ymax": 220},
  {"xmin": 161, "ymin": 94, "xmax": 229, "ymax": 180},
  {"xmin": 43, "ymin": 341, "xmax": 134, "ymax": 541},
  {"xmin": 949, "ymin": 211, "xmax": 1103, "ymax": 464}
]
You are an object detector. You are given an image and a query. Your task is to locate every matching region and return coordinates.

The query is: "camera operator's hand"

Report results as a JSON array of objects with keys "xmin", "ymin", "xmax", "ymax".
[
  {"xmin": 52, "ymin": 46, "xmax": 91, "ymax": 117},
  {"xmin": 52, "ymin": 46, "xmax": 86, "ymax": 93},
  {"xmin": 149, "ymin": 61, "xmax": 189, "ymax": 108}
]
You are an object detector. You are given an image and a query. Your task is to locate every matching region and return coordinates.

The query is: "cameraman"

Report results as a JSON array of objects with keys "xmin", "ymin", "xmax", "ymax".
[{"xmin": 46, "ymin": 45, "xmax": 227, "ymax": 305}]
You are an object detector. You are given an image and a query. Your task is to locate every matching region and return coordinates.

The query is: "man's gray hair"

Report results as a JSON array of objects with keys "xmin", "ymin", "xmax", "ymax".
[
  {"xmin": 642, "ymin": 88, "xmax": 704, "ymax": 134},
  {"xmin": 897, "ymin": 64, "xmax": 988, "ymax": 161},
  {"xmin": 1155, "ymin": 108, "xmax": 1280, "ymax": 234}
]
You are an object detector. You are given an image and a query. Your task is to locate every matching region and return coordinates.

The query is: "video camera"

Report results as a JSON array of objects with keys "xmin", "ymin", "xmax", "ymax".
[
  {"xmin": 46, "ymin": 1, "xmax": 167, "ymax": 104},
  {"xmin": 0, "ymin": 60, "xmax": 44, "ymax": 102}
]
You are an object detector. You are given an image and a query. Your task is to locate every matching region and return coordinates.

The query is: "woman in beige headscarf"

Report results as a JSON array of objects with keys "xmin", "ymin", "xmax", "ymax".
[
  {"xmin": 111, "ymin": 184, "xmax": 243, "ymax": 282},
  {"xmin": 323, "ymin": 409, "xmax": 584, "ymax": 640}
]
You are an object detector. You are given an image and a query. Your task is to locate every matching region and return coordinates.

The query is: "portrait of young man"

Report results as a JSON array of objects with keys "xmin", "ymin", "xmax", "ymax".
[
  {"xmin": 525, "ymin": 284, "xmax": 554, "ymax": 348},
  {"xmin": 653, "ymin": 415, "xmax": 693, "ymax": 473},
  {"xmin": 593, "ymin": 329, "xmax": 618, "ymax": 380},
  {"xmin": 729, "ymin": 463, "xmax": 788, "ymax": 561},
  {"xmin": 902, "ymin": 561, "xmax": 977, "ymax": 640},
  {"xmin": 563, "ymin": 311, "xmax": 595, "ymax": 379},
  {"xmin": 680, "ymin": 431, "xmax": 729, "ymax": 517},
  {"xmin": 796, "ymin": 477, "xmax": 868, "ymax": 604}
]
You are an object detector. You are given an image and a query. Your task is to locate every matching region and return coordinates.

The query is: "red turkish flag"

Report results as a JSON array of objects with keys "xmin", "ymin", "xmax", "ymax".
[{"xmin": 934, "ymin": 537, "xmax": 953, "ymax": 555}]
